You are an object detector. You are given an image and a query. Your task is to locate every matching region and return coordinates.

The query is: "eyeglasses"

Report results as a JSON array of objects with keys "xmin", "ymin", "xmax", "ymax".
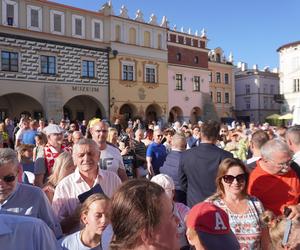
[
  {"xmin": 95, "ymin": 129, "xmax": 108, "ymax": 133},
  {"xmin": 0, "ymin": 174, "xmax": 17, "ymax": 183},
  {"xmin": 267, "ymin": 158, "xmax": 293, "ymax": 168},
  {"xmin": 222, "ymin": 174, "xmax": 247, "ymax": 184}
]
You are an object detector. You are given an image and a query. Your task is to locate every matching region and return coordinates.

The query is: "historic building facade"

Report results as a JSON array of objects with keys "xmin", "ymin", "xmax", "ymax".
[
  {"xmin": 102, "ymin": 3, "xmax": 168, "ymax": 124},
  {"xmin": 208, "ymin": 47, "xmax": 235, "ymax": 122},
  {"xmin": 277, "ymin": 41, "xmax": 300, "ymax": 114},
  {"xmin": 0, "ymin": 0, "xmax": 110, "ymax": 122},
  {"xmin": 167, "ymin": 28, "xmax": 210, "ymax": 124},
  {"xmin": 235, "ymin": 63, "xmax": 280, "ymax": 123}
]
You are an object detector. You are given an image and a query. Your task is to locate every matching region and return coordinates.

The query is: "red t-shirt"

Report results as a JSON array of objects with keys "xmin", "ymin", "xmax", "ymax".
[{"xmin": 248, "ymin": 160, "xmax": 300, "ymax": 216}]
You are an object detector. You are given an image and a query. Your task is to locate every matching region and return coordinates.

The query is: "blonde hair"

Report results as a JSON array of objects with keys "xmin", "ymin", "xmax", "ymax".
[
  {"xmin": 261, "ymin": 210, "xmax": 300, "ymax": 249},
  {"xmin": 107, "ymin": 127, "xmax": 118, "ymax": 144},
  {"xmin": 47, "ymin": 151, "xmax": 74, "ymax": 187},
  {"xmin": 80, "ymin": 193, "xmax": 110, "ymax": 225}
]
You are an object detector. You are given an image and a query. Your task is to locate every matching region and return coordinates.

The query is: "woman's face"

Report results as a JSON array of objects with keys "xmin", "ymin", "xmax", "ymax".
[
  {"xmin": 151, "ymin": 193, "xmax": 180, "ymax": 250},
  {"xmin": 221, "ymin": 166, "xmax": 246, "ymax": 196},
  {"xmin": 82, "ymin": 199, "xmax": 110, "ymax": 235}
]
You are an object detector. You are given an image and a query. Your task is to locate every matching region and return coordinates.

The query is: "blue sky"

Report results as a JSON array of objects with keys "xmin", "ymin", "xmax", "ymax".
[{"xmin": 53, "ymin": 0, "xmax": 299, "ymax": 70}]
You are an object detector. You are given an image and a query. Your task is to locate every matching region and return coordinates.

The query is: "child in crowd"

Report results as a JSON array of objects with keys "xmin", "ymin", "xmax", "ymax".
[
  {"xmin": 60, "ymin": 193, "xmax": 110, "ymax": 250},
  {"xmin": 17, "ymin": 144, "xmax": 35, "ymax": 184}
]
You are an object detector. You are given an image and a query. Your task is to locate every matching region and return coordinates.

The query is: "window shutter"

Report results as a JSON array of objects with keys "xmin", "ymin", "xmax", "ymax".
[
  {"xmin": 54, "ymin": 14, "xmax": 61, "ymax": 32},
  {"xmin": 75, "ymin": 19, "xmax": 82, "ymax": 36},
  {"xmin": 94, "ymin": 22, "xmax": 101, "ymax": 39},
  {"xmin": 31, "ymin": 9, "xmax": 39, "ymax": 27}
]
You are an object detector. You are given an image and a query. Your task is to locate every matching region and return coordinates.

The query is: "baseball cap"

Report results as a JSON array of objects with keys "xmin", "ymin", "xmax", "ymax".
[
  {"xmin": 43, "ymin": 124, "xmax": 63, "ymax": 136},
  {"xmin": 186, "ymin": 202, "xmax": 240, "ymax": 249},
  {"xmin": 151, "ymin": 174, "xmax": 175, "ymax": 200}
]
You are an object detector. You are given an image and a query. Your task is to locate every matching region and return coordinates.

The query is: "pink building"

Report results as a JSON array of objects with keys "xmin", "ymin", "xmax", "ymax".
[{"xmin": 167, "ymin": 28, "xmax": 210, "ymax": 124}]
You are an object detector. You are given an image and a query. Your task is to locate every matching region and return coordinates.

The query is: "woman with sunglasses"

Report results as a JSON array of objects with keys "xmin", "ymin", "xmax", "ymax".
[{"xmin": 206, "ymin": 158, "xmax": 270, "ymax": 249}]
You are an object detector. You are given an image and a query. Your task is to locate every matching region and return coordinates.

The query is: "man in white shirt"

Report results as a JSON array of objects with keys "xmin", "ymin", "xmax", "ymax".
[
  {"xmin": 90, "ymin": 121, "xmax": 128, "ymax": 182},
  {"xmin": 52, "ymin": 138, "xmax": 121, "ymax": 232},
  {"xmin": 0, "ymin": 214, "xmax": 60, "ymax": 250}
]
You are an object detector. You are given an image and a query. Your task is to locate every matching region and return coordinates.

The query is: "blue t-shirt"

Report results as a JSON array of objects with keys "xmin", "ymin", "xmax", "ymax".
[
  {"xmin": 146, "ymin": 142, "xmax": 167, "ymax": 175},
  {"xmin": 22, "ymin": 130, "xmax": 38, "ymax": 145}
]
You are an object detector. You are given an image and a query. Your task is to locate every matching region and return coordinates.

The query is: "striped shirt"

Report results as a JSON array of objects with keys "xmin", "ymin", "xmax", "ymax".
[{"xmin": 52, "ymin": 168, "xmax": 121, "ymax": 222}]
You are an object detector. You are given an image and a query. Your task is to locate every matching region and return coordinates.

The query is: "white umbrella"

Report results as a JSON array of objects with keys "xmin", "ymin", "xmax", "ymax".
[{"xmin": 292, "ymin": 98, "xmax": 300, "ymax": 125}]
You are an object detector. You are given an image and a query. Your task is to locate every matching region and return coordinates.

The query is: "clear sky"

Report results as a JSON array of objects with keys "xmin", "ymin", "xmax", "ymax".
[{"xmin": 53, "ymin": 0, "xmax": 299, "ymax": 70}]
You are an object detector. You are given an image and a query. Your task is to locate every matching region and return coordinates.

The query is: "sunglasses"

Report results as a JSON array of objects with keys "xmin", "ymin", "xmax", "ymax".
[
  {"xmin": 222, "ymin": 174, "xmax": 247, "ymax": 184},
  {"xmin": 1, "ymin": 174, "xmax": 17, "ymax": 183}
]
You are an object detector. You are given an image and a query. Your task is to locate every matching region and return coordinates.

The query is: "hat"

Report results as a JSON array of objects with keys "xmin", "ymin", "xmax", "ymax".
[
  {"xmin": 43, "ymin": 124, "xmax": 63, "ymax": 136},
  {"xmin": 186, "ymin": 202, "xmax": 240, "ymax": 249},
  {"xmin": 151, "ymin": 174, "xmax": 175, "ymax": 200}
]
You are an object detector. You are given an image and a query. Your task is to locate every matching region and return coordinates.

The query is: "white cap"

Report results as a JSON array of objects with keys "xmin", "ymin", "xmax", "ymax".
[
  {"xmin": 43, "ymin": 124, "xmax": 63, "ymax": 136},
  {"xmin": 151, "ymin": 174, "xmax": 175, "ymax": 200}
]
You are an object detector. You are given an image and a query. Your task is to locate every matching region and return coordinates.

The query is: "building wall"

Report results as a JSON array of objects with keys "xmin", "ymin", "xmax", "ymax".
[
  {"xmin": 168, "ymin": 65, "xmax": 209, "ymax": 122},
  {"xmin": 278, "ymin": 42, "xmax": 300, "ymax": 113},
  {"xmin": 235, "ymin": 69, "xmax": 280, "ymax": 122},
  {"xmin": 208, "ymin": 60, "xmax": 235, "ymax": 120}
]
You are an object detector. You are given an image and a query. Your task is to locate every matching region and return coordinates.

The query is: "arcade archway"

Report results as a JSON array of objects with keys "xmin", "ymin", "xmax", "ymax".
[
  {"xmin": 168, "ymin": 106, "xmax": 183, "ymax": 123},
  {"xmin": 145, "ymin": 104, "xmax": 162, "ymax": 123},
  {"xmin": 63, "ymin": 95, "xmax": 105, "ymax": 121},
  {"xmin": 0, "ymin": 93, "xmax": 43, "ymax": 121}
]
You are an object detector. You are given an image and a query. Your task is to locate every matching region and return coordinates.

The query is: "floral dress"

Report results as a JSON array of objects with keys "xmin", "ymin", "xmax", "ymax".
[{"xmin": 212, "ymin": 196, "xmax": 264, "ymax": 250}]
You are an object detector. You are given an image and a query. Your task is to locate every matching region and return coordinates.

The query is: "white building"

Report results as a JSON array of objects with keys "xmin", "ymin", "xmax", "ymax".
[
  {"xmin": 277, "ymin": 41, "xmax": 300, "ymax": 114},
  {"xmin": 235, "ymin": 63, "xmax": 280, "ymax": 123}
]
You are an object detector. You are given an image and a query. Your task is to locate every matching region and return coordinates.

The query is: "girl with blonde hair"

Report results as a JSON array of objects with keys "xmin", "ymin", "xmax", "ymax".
[
  {"xmin": 43, "ymin": 151, "xmax": 75, "ymax": 203},
  {"xmin": 60, "ymin": 193, "xmax": 110, "ymax": 250}
]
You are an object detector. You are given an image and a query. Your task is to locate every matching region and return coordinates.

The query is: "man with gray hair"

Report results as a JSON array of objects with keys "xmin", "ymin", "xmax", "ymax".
[
  {"xmin": 286, "ymin": 125, "xmax": 300, "ymax": 177},
  {"xmin": 0, "ymin": 148, "xmax": 62, "ymax": 238},
  {"xmin": 160, "ymin": 132, "xmax": 187, "ymax": 203},
  {"xmin": 248, "ymin": 139, "xmax": 300, "ymax": 218},
  {"xmin": 52, "ymin": 138, "xmax": 121, "ymax": 232}
]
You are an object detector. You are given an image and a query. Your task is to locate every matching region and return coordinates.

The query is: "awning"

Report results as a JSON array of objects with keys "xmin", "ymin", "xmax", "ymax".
[
  {"xmin": 278, "ymin": 113, "xmax": 293, "ymax": 120},
  {"xmin": 265, "ymin": 114, "xmax": 280, "ymax": 119}
]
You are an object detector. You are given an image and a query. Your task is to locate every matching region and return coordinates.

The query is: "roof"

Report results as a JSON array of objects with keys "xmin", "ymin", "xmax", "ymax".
[{"xmin": 277, "ymin": 40, "xmax": 300, "ymax": 52}]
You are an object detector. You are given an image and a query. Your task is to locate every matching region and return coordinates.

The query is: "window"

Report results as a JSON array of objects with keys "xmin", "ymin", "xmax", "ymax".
[
  {"xmin": 216, "ymin": 72, "xmax": 221, "ymax": 83},
  {"xmin": 122, "ymin": 61, "xmax": 135, "ymax": 81},
  {"xmin": 217, "ymin": 92, "xmax": 221, "ymax": 103},
  {"xmin": 245, "ymin": 84, "xmax": 250, "ymax": 94},
  {"xmin": 210, "ymin": 91, "xmax": 213, "ymax": 101},
  {"xmin": 40, "ymin": 55, "xmax": 56, "ymax": 75},
  {"xmin": 72, "ymin": 14, "xmax": 85, "ymax": 38},
  {"xmin": 1, "ymin": 51, "xmax": 18, "ymax": 71},
  {"xmin": 224, "ymin": 73, "xmax": 229, "ymax": 84},
  {"xmin": 294, "ymin": 79, "xmax": 300, "ymax": 92},
  {"xmin": 263, "ymin": 84, "xmax": 268, "ymax": 93},
  {"xmin": 225, "ymin": 92, "xmax": 229, "ymax": 103},
  {"xmin": 145, "ymin": 65, "xmax": 156, "ymax": 83},
  {"xmin": 270, "ymin": 84, "xmax": 274, "ymax": 94},
  {"xmin": 175, "ymin": 74, "xmax": 183, "ymax": 90},
  {"xmin": 216, "ymin": 53, "xmax": 221, "ymax": 62},
  {"xmin": 27, "ymin": 5, "xmax": 42, "ymax": 31},
  {"xmin": 245, "ymin": 99, "xmax": 251, "ymax": 109},
  {"xmin": 129, "ymin": 27, "xmax": 136, "ymax": 45},
  {"xmin": 92, "ymin": 19, "xmax": 103, "ymax": 41},
  {"xmin": 115, "ymin": 25, "xmax": 121, "ymax": 41},
  {"xmin": 176, "ymin": 53, "xmax": 181, "ymax": 61},
  {"xmin": 263, "ymin": 96, "xmax": 268, "ymax": 109},
  {"xmin": 50, "ymin": 10, "xmax": 65, "ymax": 35},
  {"xmin": 194, "ymin": 56, "xmax": 199, "ymax": 64},
  {"xmin": 193, "ymin": 76, "xmax": 200, "ymax": 91},
  {"xmin": 144, "ymin": 31, "xmax": 151, "ymax": 47},
  {"xmin": 209, "ymin": 72, "xmax": 212, "ymax": 82},
  {"xmin": 157, "ymin": 33, "xmax": 162, "ymax": 49},
  {"xmin": 82, "ymin": 60, "xmax": 95, "ymax": 78},
  {"xmin": 2, "ymin": 0, "xmax": 18, "ymax": 27}
]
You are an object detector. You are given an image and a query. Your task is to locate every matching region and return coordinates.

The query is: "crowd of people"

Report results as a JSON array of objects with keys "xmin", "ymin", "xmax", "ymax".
[{"xmin": 0, "ymin": 115, "xmax": 300, "ymax": 249}]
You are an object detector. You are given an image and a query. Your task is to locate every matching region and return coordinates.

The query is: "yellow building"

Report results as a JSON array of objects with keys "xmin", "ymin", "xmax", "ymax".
[
  {"xmin": 208, "ymin": 47, "xmax": 235, "ymax": 122},
  {"xmin": 103, "ymin": 4, "xmax": 169, "ymax": 125}
]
